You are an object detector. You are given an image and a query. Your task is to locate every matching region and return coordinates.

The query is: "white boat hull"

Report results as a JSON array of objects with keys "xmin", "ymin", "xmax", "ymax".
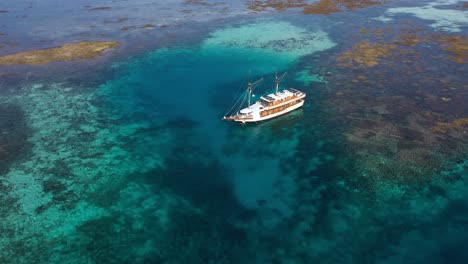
[
  {"xmin": 232, "ymin": 99, "xmax": 304, "ymax": 123},
  {"xmin": 223, "ymin": 79, "xmax": 306, "ymax": 124}
]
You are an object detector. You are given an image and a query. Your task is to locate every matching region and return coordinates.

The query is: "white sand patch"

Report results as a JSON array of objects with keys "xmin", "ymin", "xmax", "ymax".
[
  {"xmin": 385, "ymin": 0, "xmax": 468, "ymax": 32},
  {"xmin": 202, "ymin": 20, "xmax": 336, "ymax": 60},
  {"xmin": 372, "ymin": 15, "xmax": 393, "ymax": 22}
]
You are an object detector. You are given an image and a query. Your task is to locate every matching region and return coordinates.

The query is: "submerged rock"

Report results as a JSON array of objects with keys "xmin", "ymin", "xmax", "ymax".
[
  {"xmin": 0, "ymin": 41, "xmax": 119, "ymax": 66},
  {"xmin": 438, "ymin": 35, "xmax": 468, "ymax": 64},
  {"xmin": 337, "ymin": 40, "xmax": 396, "ymax": 68},
  {"xmin": 247, "ymin": 0, "xmax": 384, "ymax": 15}
]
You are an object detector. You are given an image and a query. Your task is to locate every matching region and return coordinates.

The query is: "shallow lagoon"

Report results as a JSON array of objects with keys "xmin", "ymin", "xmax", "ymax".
[{"xmin": 0, "ymin": 0, "xmax": 467, "ymax": 263}]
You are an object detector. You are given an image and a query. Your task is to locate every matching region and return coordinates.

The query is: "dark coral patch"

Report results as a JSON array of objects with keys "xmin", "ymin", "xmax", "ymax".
[
  {"xmin": 247, "ymin": 0, "xmax": 384, "ymax": 14},
  {"xmin": 86, "ymin": 6, "xmax": 112, "ymax": 11},
  {"xmin": 142, "ymin": 24, "xmax": 156, "ymax": 29},
  {"xmin": 120, "ymin": 26, "xmax": 136, "ymax": 31},
  {"xmin": 0, "ymin": 104, "xmax": 31, "ymax": 174},
  {"xmin": 184, "ymin": 0, "xmax": 225, "ymax": 6}
]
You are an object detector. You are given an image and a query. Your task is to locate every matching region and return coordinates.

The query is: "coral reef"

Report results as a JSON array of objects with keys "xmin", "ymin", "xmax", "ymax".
[
  {"xmin": 0, "ymin": 2, "xmax": 466, "ymax": 262},
  {"xmin": 203, "ymin": 21, "xmax": 336, "ymax": 61},
  {"xmin": 0, "ymin": 104, "xmax": 31, "ymax": 174},
  {"xmin": 337, "ymin": 25, "xmax": 467, "ymax": 69},
  {"xmin": 336, "ymin": 40, "xmax": 396, "ymax": 68},
  {"xmin": 247, "ymin": 0, "xmax": 384, "ymax": 14},
  {"xmin": 321, "ymin": 22, "xmax": 467, "ymax": 186},
  {"xmin": 437, "ymin": 35, "xmax": 468, "ymax": 64},
  {"xmin": 184, "ymin": 0, "xmax": 225, "ymax": 6},
  {"xmin": 120, "ymin": 26, "xmax": 136, "ymax": 31},
  {"xmin": 142, "ymin": 24, "xmax": 156, "ymax": 29},
  {"xmin": 303, "ymin": 0, "xmax": 383, "ymax": 15},
  {"xmin": 86, "ymin": 6, "xmax": 112, "ymax": 11},
  {"xmin": 247, "ymin": 0, "xmax": 307, "ymax": 12},
  {"xmin": 0, "ymin": 82, "xmax": 175, "ymax": 263},
  {"xmin": 0, "ymin": 42, "xmax": 119, "ymax": 65},
  {"xmin": 432, "ymin": 118, "xmax": 468, "ymax": 134},
  {"xmin": 386, "ymin": 1, "xmax": 468, "ymax": 32},
  {"xmin": 102, "ymin": 18, "xmax": 129, "ymax": 24},
  {"xmin": 0, "ymin": 72, "xmax": 12, "ymax": 77}
]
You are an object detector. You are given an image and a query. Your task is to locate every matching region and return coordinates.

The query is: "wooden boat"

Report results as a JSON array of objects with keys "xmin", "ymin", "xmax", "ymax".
[{"xmin": 223, "ymin": 73, "xmax": 306, "ymax": 123}]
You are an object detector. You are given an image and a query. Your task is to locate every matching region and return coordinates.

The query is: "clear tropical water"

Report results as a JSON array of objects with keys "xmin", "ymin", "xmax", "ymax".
[{"xmin": 1, "ymin": 1, "xmax": 467, "ymax": 263}]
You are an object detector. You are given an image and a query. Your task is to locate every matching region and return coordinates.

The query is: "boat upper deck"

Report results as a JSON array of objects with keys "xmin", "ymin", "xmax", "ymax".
[
  {"xmin": 239, "ymin": 88, "xmax": 305, "ymax": 115},
  {"xmin": 260, "ymin": 89, "xmax": 303, "ymax": 103}
]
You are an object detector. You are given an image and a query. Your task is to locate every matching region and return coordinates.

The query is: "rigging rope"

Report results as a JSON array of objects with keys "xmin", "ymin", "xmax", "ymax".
[
  {"xmin": 236, "ymin": 92, "xmax": 247, "ymax": 113},
  {"xmin": 224, "ymin": 90, "xmax": 246, "ymax": 117},
  {"xmin": 224, "ymin": 78, "xmax": 247, "ymax": 117}
]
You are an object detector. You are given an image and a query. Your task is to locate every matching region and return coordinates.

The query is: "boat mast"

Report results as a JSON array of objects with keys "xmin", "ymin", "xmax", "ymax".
[
  {"xmin": 275, "ymin": 72, "xmax": 287, "ymax": 94},
  {"xmin": 247, "ymin": 78, "xmax": 263, "ymax": 107}
]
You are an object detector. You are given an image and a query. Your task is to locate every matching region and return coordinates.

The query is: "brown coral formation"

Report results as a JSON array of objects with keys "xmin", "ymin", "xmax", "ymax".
[
  {"xmin": 437, "ymin": 36, "xmax": 468, "ymax": 64},
  {"xmin": 0, "ymin": 72, "xmax": 14, "ymax": 77},
  {"xmin": 121, "ymin": 26, "xmax": 136, "ymax": 31},
  {"xmin": 336, "ymin": 40, "xmax": 396, "ymax": 68},
  {"xmin": 247, "ymin": 0, "xmax": 307, "ymax": 12},
  {"xmin": 331, "ymin": 92, "xmax": 460, "ymax": 184},
  {"xmin": 0, "ymin": 41, "xmax": 119, "ymax": 66},
  {"xmin": 86, "ymin": 6, "xmax": 112, "ymax": 11},
  {"xmin": 142, "ymin": 24, "xmax": 156, "ymax": 29},
  {"xmin": 337, "ymin": 26, "xmax": 440, "ymax": 70},
  {"xmin": 274, "ymin": 17, "xmax": 466, "ymax": 190},
  {"xmin": 432, "ymin": 118, "xmax": 468, "ymax": 134},
  {"xmin": 0, "ymin": 42, "xmax": 20, "ymax": 49},
  {"xmin": 394, "ymin": 28, "xmax": 429, "ymax": 46},
  {"xmin": 247, "ymin": 0, "xmax": 384, "ymax": 14},
  {"xmin": 304, "ymin": 0, "xmax": 384, "ymax": 14},
  {"xmin": 319, "ymin": 23, "xmax": 467, "ymax": 184},
  {"xmin": 103, "ymin": 18, "xmax": 129, "ymax": 24},
  {"xmin": 184, "ymin": 0, "xmax": 224, "ymax": 6}
]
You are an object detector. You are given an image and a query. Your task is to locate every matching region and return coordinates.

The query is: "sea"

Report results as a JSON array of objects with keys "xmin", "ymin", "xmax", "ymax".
[{"xmin": 0, "ymin": 0, "xmax": 467, "ymax": 263}]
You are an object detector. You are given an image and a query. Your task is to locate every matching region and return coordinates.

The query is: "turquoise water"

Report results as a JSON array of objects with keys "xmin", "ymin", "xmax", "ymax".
[
  {"xmin": 1, "ymin": 22, "xmax": 336, "ymax": 262},
  {"xmin": 1, "ymin": 5, "xmax": 468, "ymax": 264},
  {"xmin": 100, "ymin": 44, "xmax": 308, "ymax": 221}
]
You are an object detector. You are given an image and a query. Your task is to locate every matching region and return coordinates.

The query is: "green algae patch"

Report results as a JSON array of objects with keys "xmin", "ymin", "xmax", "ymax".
[{"xmin": 0, "ymin": 41, "xmax": 119, "ymax": 66}]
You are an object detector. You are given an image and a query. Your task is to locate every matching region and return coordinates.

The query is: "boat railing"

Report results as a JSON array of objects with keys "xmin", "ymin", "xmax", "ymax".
[{"xmin": 288, "ymin": 88, "xmax": 303, "ymax": 95}]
